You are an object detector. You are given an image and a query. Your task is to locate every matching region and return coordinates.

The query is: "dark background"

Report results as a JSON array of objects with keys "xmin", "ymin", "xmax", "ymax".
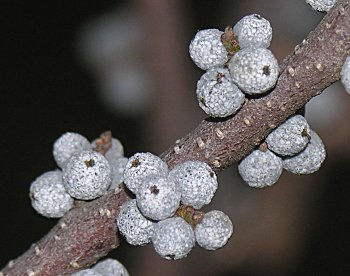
[{"xmin": 1, "ymin": 1, "xmax": 350, "ymax": 275}]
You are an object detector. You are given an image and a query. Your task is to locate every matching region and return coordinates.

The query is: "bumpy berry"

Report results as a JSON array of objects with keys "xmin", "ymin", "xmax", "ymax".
[
  {"xmin": 283, "ymin": 130, "xmax": 326, "ymax": 174},
  {"xmin": 108, "ymin": 156, "xmax": 128, "ymax": 190},
  {"xmin": 116, "ymin": 199, "xmax": 154, "ymax": 246},
  {"xmin": 29, "ymin": 170, "xmax": 74, "ymax": 218},
  {"xmin": 233, "ymin": 14, "xmax": 272, "ymax": 49},
  {"xmin": 195, "ymin": 210, "xmax": 233, "ymax": 250},
  {"xmin": 238, "ymin": 149, "xmax": 283, "ymax": 188},
  {"xmin": 136, "ymin": 175, "xmax": 180, "ymax": 221},
  {"xmin": 63, "ymin": 151, "xmax": 111, "ymax": 200},
  {"xmin": 93, "ymin": 258, "xmax": 129, "ymax": 276},
  {"xmin": 71, "ymin": 269, "xmax": 102, "ymax": 276},
  {"xmin": 189, "ymin": 29, "xmax": 228, "ymax": 70},
  {"xmin": 266, "ymin": 115, "xmax": 311, "ymax": 156},
  {"xmin": 152, "ymin": 217, "xmax": 195, "ymax": 260},
  {"xmin": 196, "ymin": 68, "xmax": 245, "ymax": 118},
  {"xmin": 169, "ymin": 161, "xmax": 218, "ymax": 209},
  {"xmin": 53, "ymin": 132, "xmax": 91, "ymax": 168},
  {"xmin": 229, "ymin": 48, "xmax": 279, "ymax": 94},
  {"xmin": 306, "ymin": 0, "xmax": 337, "ymax": 12},
  {"xmin": 123, "ymin": 152, "xmax": 168, "ymax": 194},
  {"xmin": 341, "ymin": 56, "xmax": 350, "ymax": 94},
  {"xmin": 92, "ymin": 137, "xmax": 124, "ymax": 160}
]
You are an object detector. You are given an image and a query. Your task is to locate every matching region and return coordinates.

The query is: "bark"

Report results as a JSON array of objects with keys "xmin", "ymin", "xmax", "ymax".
[{"xmin": 2, "ymin": 1, "xmax": 350, "ymax": 275}]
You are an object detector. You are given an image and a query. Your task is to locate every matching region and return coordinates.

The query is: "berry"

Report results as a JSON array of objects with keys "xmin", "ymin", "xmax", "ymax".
[
  {"xmin": 196, "ymin": 68, "xmax": 245, "ymax": 118},
  {"xmin": 238, "ymin": 149, "xmax": 283, "ymax": 188},
  {"xmin": 63, "ymin": 151, "xmax": 111, "ymax": 200},
  {"xmin": 29, "ymin": 170, "xmax": 74, "ymax": 218},
  {"xmin": 306, "ymin": 0, "xmax": 337, "ymax": 12},
  {"xmin": 123, "ymin": 152, "xmax": 168, "ymax": 194},
  {"xmin": 169, "ymin": 160, "xmax": 218, "ymax": 209},
  {"xmin": 71, "ymin": 269, "xmax": 102, "ymax": 276},
  {"xmin": 92, "ymin": 137, "xmax": 124, "ymax": 160},
  {"xmin": 116, "ymin": 199, "xmax": 154, "ymax": 246},
  {"xmin": 283, "ymin": 130, "xmax": 326, "ymax": 174},
  {"xmin": 266, "ymin": 115, "xmax": 311, "ymax": 156},
  {"xmin": 53, "ymin": 132, "xmax": 91, "ymax": 168},
  {"xmin": 233, "ymin": 14, "xmax": 272, "ymax": 49},
  {"xmin": 341, "ymin": 56, "xmax": 350, "ymax": 94},
  {"xmin": 189, "ymin": 29, "xmax": 228, "ymax": 70},
  {"xmin": 195, "ymin": 210, "xmax": 233, "ymax": 250},
  {"xmin": 152, "ymin": 217, "xmax": 195, "ymax": 260},
  {"xmin": 108, "ymin": 156, "xmax": 128, "ymax": 190},
  {"xmin": 93, "ymin": 258, "xmax": 129, "ymax": 276},
  {"xmin": 136, "ymin": 175, "xmax": 180, "ymax": 221},
  {"xmin": 229, "ymin": 48, "xmax": 279, "ymax": 94}
]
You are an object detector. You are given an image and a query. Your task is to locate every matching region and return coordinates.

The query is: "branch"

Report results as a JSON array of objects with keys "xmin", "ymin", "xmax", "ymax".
[{"xmin": 2, "ymin": 1, "xmax": 350, "ymax": 275}]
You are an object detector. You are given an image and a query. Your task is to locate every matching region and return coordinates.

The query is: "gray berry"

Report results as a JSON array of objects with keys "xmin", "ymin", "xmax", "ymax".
[
  {"xmin": 29, "ymin": 170, "xmax": 74, "ymax": 218},
  {"xmin": 306, "ymin": 0, "xmax": 337, "ymax": 12},
  {"xmin": 283, "ymin": 130, "xmax": 326, "ymax": 174},
  {"xmin": 71, "ymin": 269, "xmax": 102, "ymax": 276},
  {"xmin": 91, "ymin": 137, "xmax": 124, "ymax": 160},
  {"xmin": 152, "ymin": 217, "xmax": 195, "ymax": 260},
  {"xmin": 108, "ymin": 156, "xmax": 128, "ymax": 190},
  {"xmin": 238, "ymin": 149, "xmax": 283, "ymax": 188},
  {"xmin": 136, "ymin": 175, "xmax": 180, "ymax": 221},
  {"xmin": 233, "ymin": 14, "xmax": 272, "ymax": 49},
  {"xmin": 189, "ymin": 29, "xmax": 228, "ymax": 70},
  {"xmin": 63, "ymin": 151, "xmax": 111, "ymax": 200},
  {"xmin": 93, "ymin": 258, "xmax": 129, "ymax": 276},
  {"xmin": 169, "ymin": 161, "xmax": 218, "ymax": 209},
  {"xmin": 116, "ymin": 199, "xmax": 154, "ymax": 246},
  {"xmin": 196, "ymin": 68, "xmax": 245, "ymax": 118},
  {"xmin": 341, "ymin": 56, "xmax": 350, "ymax": 94},
  {"xmin": 229, "ymin": 48, "xmax": 279, "ymax": 94},
  {"xmin": 123, "ymin": 152, "xmax": 168, "ymax": 194},
  {"xmin": 53, "ymin": 132, "xmax": 91, "ymax": 169},
  {"xmin": 195, "ymin": 210, "xmax": 233, "ymax": 250},
  {"xmin": 266, "ymin": 115, "xmax": 311, "ymax": 156}
]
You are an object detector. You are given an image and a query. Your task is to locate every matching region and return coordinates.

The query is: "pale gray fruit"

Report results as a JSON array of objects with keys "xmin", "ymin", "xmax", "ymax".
[
  {"xmin": 238, "ymin": 149, "xmax": 283, "ymax": 188},
  {"xmin": 53, "ymin": 132, "xmax": 91, "ymax": 168},
  {"xmin": 71, "ymin": 269, "xmax": 102, "ymax": 276},
  {"xmin": 233, "ymin": 14, "xmax": 272, "ymax": 49},
  {"xmin": 341, "ymin": 56, "xmax": 350, "ymax": 94},
  {"xmin": 93, "ymin": 258, "xmax": 129, "ymax": 276},
  {"xmin": 195, "ymin": 210, "xmax": 233, "ymax": 250},
  {"xmin": 152, "ymin": 217, "xmax": 195, "ymax": 260},
  {"xmin": 30, "ymin": 170, "xmax": 74, "ymax": 218},
  {"xmin": 108, "ymin": 156, "xmax": 128, "ymax": 190},
  {"xmin": 189, "ymin": 29, "xmax": 228, "ymax": 70},
  {"xmin": 196, "ymin": 68, "xmax": 245, "ymax": 118},
  {"xmin": 63, "ymin": 151, "xmax": 111, "ymax": 200},
  {"xmin": 283, "ymin": 130, "xmax": 326, "ymax": 174},
  {"xmin": 306, "ymin": 0, "xmax": 337, "ymax": 12}
]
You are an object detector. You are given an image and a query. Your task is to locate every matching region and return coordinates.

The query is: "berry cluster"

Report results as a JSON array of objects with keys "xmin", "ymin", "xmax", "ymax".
[
  {"xmin": 238, "ymin": 115, "xmax": 326, "ymax": 188},
  {"xmin": 71, "ymin": 258, "xmax": 129, "ymax": 276},
  {"xmin": 117, "ymin": 154, "xmax": 233, "ymax": 260},
  {"xmin": 190, "ymin": 14, "xmax": 278, "ymax": 117},
  {"xmin": 29, "ymin": 131, "xmax": 127, "ymax": 218}
]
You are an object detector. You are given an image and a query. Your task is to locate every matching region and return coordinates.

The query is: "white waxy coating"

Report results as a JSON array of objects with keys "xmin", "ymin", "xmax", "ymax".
[
  {"xmin": 116, "ymin": 199, "xmax": 154, "ymax": 246},
  {"xmin": 238, "ymin": 149, "xmax": 283, "ymax": 188},
  {"xmin": 189, "ymin": 29, "xmax": 228, "ymax": 70},
  {"xmin": 233, "ymin": 14, "xmax": 272, "ymax": 49},
  {"xmin": 71, "ymin": 269, "xmax": 102, "ymax": 276},
  {"xmin": 229, "ymin": 48, "xmax": 279, "ymax": 95},
  {"xmin": 306, "ymin": 0, "xmax": 337, "ymax": 12},
  {"xmin": 91, "ymin": 137, "xmax": 124, "ymax": 161},
  {"xmin": 341, "ymin": 56, "xmax": 350, "ymax": 94},
  {"xmin": 63, "ymin": 151, "xmax": 111, "ymax": 200},
  {"xmin": 136, "ymin": 175, "xmax": 181, "ymax": 221},
  {"xmin": 123, "ymin": 152, "xmax": 168, "ymax": 194},
  {"xmin": 53, "ymin": 132, "xmax": 91, "ymax": 168},
  {"xmin": 196, "ymin": 68, "xmax": 245, "ymax": 118},
  {"xmin": 169, "ymin": 161, "xmax": 218, "ymax": 209},
  {"xmin": 195, "ymin": 210, "xmax": 233, "ymax": 250},
  {"xmin": 152, "ymin": 217, "xmax": 195, "ymax": 260},
  {"xmin": 108, "ymin": 156, "xmax": 128, "ymax": 190},
  {"xmin": 93, "ymin": 258, "xmax": 129, "ymax": 276},
  {"xmin": 30, "ymin": 170, "xmax": 74, "ymax": 218},
  {"xmin": 283, "ymin": 130, "xmax": 326, "ymax": 174},
  {"xmin": 266, "ymin": 115, "xmax": 311, "ymax": 156}
]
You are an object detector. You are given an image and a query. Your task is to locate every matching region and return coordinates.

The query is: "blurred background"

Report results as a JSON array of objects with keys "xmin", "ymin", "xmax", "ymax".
[{"xmin": 1, "ymin": 1, "xmax": 350, "ymax": 275}]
